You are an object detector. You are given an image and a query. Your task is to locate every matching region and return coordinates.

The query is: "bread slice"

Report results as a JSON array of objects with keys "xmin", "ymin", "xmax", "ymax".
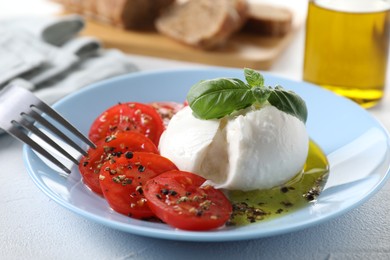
[
  {"xmin": 95, "ymin": 0, "xmax": 175, "ymax": 30},
  {"xmin": 156, "ymin": 0, "xmax": 249, "ymax": 49},
  {"xmin": 243, "ymin": 3, "xmax": 293, "ymax": 37},
  {"xmin": 55, "ymin": 0, "xmax": 175, "ymax": 30}
]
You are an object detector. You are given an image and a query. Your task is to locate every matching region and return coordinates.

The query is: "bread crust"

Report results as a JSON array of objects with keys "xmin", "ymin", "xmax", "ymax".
[
  {"xmin": 156, "ymin": 0, "xmax": 249, "ymax": 50},
  {"xmin": 56, "ymin": 0, "xmax": 175, "ymax": 30},
  {"xmin": 243, "ymin": 3, "xmax": 293, "ymax": 37}
]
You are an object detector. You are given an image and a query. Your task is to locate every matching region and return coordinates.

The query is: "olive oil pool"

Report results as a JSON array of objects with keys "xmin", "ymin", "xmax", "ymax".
[{"xmin": 227, "ymin": 141, "xmax": 329, "ymax": 226}]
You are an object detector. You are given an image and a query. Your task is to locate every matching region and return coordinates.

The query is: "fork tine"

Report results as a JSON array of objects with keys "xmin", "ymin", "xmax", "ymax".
[
  {"xmin": 0, "ymin": 84, "xmax": 96, "ymax": 174},
  {"xmin": 28, "ymin": 109, "xmax": 88, "ymax": 156},
  {"xmin": 34, "ymin": 102, "xmax": 96, "ymax": 149},
  {"xmin": 17, "ymin": 116, "xmax": 80, "ymax": 165},
  {"xmin": 8, "ymin": 124, "xmax": 71, "ymax": 174}
]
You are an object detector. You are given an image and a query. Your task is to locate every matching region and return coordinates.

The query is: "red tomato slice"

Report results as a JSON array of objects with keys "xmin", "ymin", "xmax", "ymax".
[
  {"xmin": 99, "ymin": 153, "xmax": 178, "ymax": 219},
  {"xmin": 88, "ymin": 102, "xmax": 165, "ymax": 145},
  {"xmin": 149, "ymin": 101, "xmax": 184, "ymax": 127},
  {"xmin": 79, "ymin": 132, "xmax": 158, "ymax": 195},
  {"xmin": 144, "ymin": 171, "xmax": 232, "ymax": 231}
]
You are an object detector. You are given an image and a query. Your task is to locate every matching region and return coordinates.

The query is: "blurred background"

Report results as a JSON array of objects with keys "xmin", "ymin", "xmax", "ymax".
[{"xmin": 0, "ymin": 0, "xmax": 309, "ymax": 103}]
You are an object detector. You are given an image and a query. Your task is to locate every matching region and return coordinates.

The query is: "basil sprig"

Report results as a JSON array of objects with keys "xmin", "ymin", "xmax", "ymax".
[{"xmin": 186, "ymin": 68, "xmax": 308, "ymax": 123}]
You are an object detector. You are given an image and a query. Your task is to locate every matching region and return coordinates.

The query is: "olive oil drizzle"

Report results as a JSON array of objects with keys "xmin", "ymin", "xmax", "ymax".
[{"xmin": 226, "ymin": 141, "xmax": 329, "ymax": 226}]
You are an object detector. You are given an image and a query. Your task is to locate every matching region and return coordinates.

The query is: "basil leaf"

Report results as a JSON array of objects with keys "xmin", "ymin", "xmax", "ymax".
[
  {"xmin": 252, "ymin": 86, "xmax": 272, "ymax": 105},
  {"xmin": 187, "ymin": 78, "xmax": 255, "ymax": 119},
  {"xmin": 267, "ymin": 86, "xmax": 308, "ymax": 123},
  {"xmin": 186, "ymin": 70, "xmax": 308, "ymax": 123},
  {"xmin": 244, "ymin": 68, "xmax": 264, "ymax": 87}
]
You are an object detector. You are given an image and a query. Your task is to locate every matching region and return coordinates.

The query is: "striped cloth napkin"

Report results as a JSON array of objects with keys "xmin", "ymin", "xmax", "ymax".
[{"xmin": 0, "ymin": 14, "xmax": 138, "ymax": 104}]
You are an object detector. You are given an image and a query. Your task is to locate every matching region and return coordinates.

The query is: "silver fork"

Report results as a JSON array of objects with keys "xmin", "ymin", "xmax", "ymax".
[{"xmin": 0, "ymin": 84, "xmax": 96, "ymax": 174}]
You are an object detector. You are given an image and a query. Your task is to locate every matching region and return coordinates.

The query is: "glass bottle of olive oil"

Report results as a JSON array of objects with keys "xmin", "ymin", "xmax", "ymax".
[{"xmin": 303, "ymin": 0, "xmax": 390, "ymax": 108}]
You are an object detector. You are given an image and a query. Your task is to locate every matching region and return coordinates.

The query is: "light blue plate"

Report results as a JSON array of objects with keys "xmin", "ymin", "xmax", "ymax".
[{"xmin": 23, "ymin": 68, "xmax": 390, "ymax": 242}]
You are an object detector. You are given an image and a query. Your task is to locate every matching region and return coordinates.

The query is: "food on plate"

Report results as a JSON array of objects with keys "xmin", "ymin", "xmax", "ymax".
[
  {"xmin": 243, "ymin": 3, "xmax": 293, "ymax": 37},
  {"xmin": 159, "ymin": 105, "xmax": 308, "ymax": 191},
  {"xmin": 78, "ymin": 68, "xmax": 328, "ymax": 230},
  {"xmin": 228, "ymin": 141, "xmax": 328, "ymax": 225},
  {"xmin": 155, "ymin": 0, "xmax": 249, "ymax": 49},
  {"xmin": 144, "ymin": 170, "xmax": 232, "ymax": 231},
  {"xmin": 88, "ymin": 102, "xmax": 165, "ymax": 145},
  {"xmin": 149, "ymin": 101, "xmax": 185, "ymax": 127},
  {"xmin": 79, "ymin": 132, "xmax": 159, "ymax": 194},
  {"xmin": 160, "ymin": 68, "xmax": 308, "ymax": 190},
  {"xmin": 99, "ymin": 153, "xmax": 178, "ymax": 219}
]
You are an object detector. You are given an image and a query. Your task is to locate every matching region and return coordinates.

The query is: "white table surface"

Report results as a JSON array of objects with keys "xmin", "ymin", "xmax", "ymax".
[{"xmin": 1, "ymin": 1, "xmax": 390, "ymax": 259}]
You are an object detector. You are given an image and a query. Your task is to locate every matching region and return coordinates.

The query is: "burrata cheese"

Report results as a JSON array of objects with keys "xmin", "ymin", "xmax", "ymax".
[{"xmin": 159, "ymin": 105, "xmax": 309, "ymax": 191}]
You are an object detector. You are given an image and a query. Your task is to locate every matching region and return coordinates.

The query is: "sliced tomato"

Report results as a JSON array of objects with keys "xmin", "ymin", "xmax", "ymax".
[
  {"xmin": 144, "ymin": 171, "xmax": 232, "ymax": 231},
  {"xmin": 149, "ymin": 101, "xmax": 184, "ymax": 127},
  {"xmin": 79, "ymin": 132, "xmax": 158, "ymax": 195},
  {"xmin": 88, "ymin": 102, "xmax": 165, "ymax": 145},
  {"xmin": 99, "ymin": 153, "xmax": 178, "ymax": 219}
]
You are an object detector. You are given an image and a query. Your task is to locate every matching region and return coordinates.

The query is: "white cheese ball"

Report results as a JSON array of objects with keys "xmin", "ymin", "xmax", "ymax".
[
  {"xmin": 159, "ymin": 105, "xmax": 309, "ymax": 191},
  {"xmin": 158, "ymin": 106, "xmax": 220, "ymax": 173}
]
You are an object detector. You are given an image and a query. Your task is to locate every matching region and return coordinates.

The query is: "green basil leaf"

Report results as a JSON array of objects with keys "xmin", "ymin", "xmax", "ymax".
[
  {"xmin": 252, "ymin": 86, "xmax": 272, "ymax": 105},
  {"xmin": 186, "ymin": 70, "xmax": 308, "ymax": 122},
  {"xmin": 187, "ymin": 78, "xmax": 255, "ymax": 119},
  {"xmin": 244, "ymin": 68, "xmax": 264, "ymax": 87},
  {"xmin": 267, "ymin": 86, "xmax": 308, "ymax": 123}
]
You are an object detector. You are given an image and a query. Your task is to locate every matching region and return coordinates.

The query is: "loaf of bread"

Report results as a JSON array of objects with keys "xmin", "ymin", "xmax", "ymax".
[
  {"xmin": 155, "ymin": 0, "xmax": 249, "ymax": 50},
  {"xmin": 243, "ymin": 3, "xmax": 293, "ymax": 37},
  {"xmin": 54, "ymin": 0, "xmax": 293, "ymax": 49},
  {"xmin": 54, "ymin": 0, "xmax": 175, "ymax": 30}
]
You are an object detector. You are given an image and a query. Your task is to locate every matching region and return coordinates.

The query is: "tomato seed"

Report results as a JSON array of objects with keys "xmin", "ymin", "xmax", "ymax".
[
  {"xmin": 125, "ymin": 151, "xmax": 133, "ymax": 159},
  {"xmin": 138, "ymin": 165, "xmax": 145, "ymax": 172},
  {"xmin": 136, "ymin": 186, "xmax": 143, "ymax": 195},
  {"xmin": 196, "ymin": 209, "xmax": 203, "ymax": 216}
]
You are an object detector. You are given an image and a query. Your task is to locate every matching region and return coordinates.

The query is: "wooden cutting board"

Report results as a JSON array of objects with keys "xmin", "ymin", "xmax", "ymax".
[{"xmin": 81, "ymin": 19, "xmax": 298, "ymax": 70}]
